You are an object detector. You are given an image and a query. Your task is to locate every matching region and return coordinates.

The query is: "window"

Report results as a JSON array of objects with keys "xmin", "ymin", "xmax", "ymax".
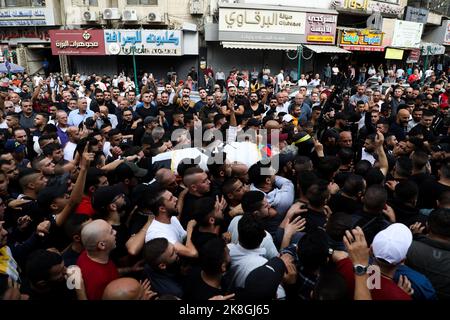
[
  {"xmin": 2, "ymin": 0, "xmax": 45, "ymax": 6},
  {"xmin": 127, "ymin": 0, "xmax": 158, "ymax": 5}
]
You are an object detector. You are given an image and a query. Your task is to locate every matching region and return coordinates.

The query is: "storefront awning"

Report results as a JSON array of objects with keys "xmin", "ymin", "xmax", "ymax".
[
  {"xmin": 303, "ymin": 45, "xmax": 350, "ymax": 54},
  {"xmin": 221, "ymin": 42, "xmax": 299, "ymax": 51}
]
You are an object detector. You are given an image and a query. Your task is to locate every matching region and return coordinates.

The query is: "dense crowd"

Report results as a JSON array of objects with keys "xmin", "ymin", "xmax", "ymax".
[{"xmin": 0, "ymin": 63, "xmax": 449, "ymax": 301}]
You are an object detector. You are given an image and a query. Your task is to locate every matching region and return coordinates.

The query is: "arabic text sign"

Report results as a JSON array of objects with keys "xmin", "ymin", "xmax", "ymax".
[
  {"xmin": 338, "ymin": 0, "xmax": 369, "ymax": 12},
  {"xmin": 104, "ymin": 30, "xmax": 182, "ymax": 56},
  {"xmin": 50, "ymin": 30, "xmax": 105, "ymax": 56},
  {"xmin": 339, "ymin": 29, "xmax": 383, "ymax": 47},
  {"xmin": 219, "ymin": 8, "xmax": 306, "ymax": 35},
  {"xmin": 306, "ymin": 13, "xmax": 337, "ymax": 43},
  {"xmin": 391, "ymin": 20, "xmax": 423, "ymax": 48},
  {"xmin": 0, "ymin": 8, "xmax": 55, "ymax": 26}
]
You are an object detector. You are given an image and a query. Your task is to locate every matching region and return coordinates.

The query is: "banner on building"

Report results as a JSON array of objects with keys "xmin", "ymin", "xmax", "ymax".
[
  {"xmin": 0, "ymin": 8, "xmax": 56, "ymax": 26},
  {"xmin": 391, "ymin": 20, "xmax": 423, "ymax": 48},
  {"xmin": 445, "ymin": 20, "xmax": 450, "ymax": 46},
  {"xmin": 385, "ymin": 48, "xmax": 403, "ymax": 60},
  {"xmin": 104, "ymin": 30, "xmax": 182, "ymax": 56},
  {"xmin": 49, "ymin": 30, "xmax": 106, "ymax": 56},
  {"xmin": 338, "ymin": 29, "xmax": 384, "ymax": 51}
]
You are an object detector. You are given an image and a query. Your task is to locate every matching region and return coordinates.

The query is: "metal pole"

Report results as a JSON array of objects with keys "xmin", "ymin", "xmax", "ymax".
[
  {"xmin": 297, "ymin": 45, "xmax": 302, "ymax": 80},
  {"xmin": 132, "ymin": 46, "xmax": 139, "ymax": 95},
  {"xmin": 421, "ymin": 46, "xmax": 429, "ymax": 85}
]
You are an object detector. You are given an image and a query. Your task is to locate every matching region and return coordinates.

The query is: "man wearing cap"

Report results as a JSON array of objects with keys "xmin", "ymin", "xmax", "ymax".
[
  {"xmin": 4, "ymin": 139, "xmax": 28, "ymax": 168},
  {"xmin": 334, "ymin": 224, "xmax": 413, "ymax": 300}
]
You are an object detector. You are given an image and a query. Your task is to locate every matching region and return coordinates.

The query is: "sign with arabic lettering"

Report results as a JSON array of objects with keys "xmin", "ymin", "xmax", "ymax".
[
  {"xmin": 337, "ymin": 0, "xmax": 369, "ymax": 12},
  {"xmin": 305, "ymin": 13, "xmax": 337, "ymax": 43},
  {"xmin": 219, "ymin": 8, "xmax": 337, "ymax": 44},
  {"xmin": 0, "ymin": 29, "xmax": 50, "ymax": 43},
  {"xmin": 104, "ymin": 30, "xmax": 182, "ymax": 56},
  {"xmin": 49, "ymin": 30, "xmax": 105, "ymax": 56},
  {"xmin": 404, "ymin": 6, "xmax": 428, "ymax": 24},
  {"xmin": 391, "ymin": 20, "xmax": 423, "ymax": 48},
  {"xmin": 0, "ymin": 8, "xmax": 56, "ymax": 26},
  {"xmin": 339, "ymin": 29, "xmax": 384, "ymax": 50}
]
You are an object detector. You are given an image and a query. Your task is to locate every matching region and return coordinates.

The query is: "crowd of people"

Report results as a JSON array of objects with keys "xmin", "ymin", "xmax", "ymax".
[{"xmin": 0, "ymin": 61, "xmax": 449, "ymax": 301}]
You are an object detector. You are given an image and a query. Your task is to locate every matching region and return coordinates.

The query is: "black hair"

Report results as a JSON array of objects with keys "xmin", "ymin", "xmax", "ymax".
[
  {"xmin": 337, "ymin": 148, "xmax": 354, "ymax": 166},
  {"xmin": 63, "ymin": 214, "xmax": 91, "ymax": 239},
  {"xmin": 354, "ymin": 160, "xmax": 372, "ymax": 176},
  {"xmin": 297, "ymin": 229, "xmax": 330, "ymax": 271},
  {"xmin": 428, "ymin": 208, "xmax": 450, "ymax": 237},
  {"xmin": 306, "ymin": 181, "xmax": 330, "ymax": 208},
  {"xmin": 193, "ymin": 197, "xmax": 216, "ymax": 226},
  {"xmin": 342, "ymin": 174, "xmax": 366, "ymax": 197},
  {"xmin": 42, "ymin": 142, "xmax": 61, "ymax": 157},
  {"xmin": 199, "ymin": 238, "xmax": 227, "ymax": 276},
  {"xmin": 143, "ymin": 238, "xmax": 170, "ymax": 269},
  {"xmin": 363, "ymin": 185, "xmax": 387, "ymax": 212},
  {"xmin": 25, "ymin": 249, "xmax": 63, "ymax": 284},
  {"xmin": 326, "ymin": 212, "xmax": 354, "ymax": 243},
  {"xmin": 364, "ymin": 168, "xmax": 385, "ymax": 187},
  {"xmin": 238, "ymin": 214, "xmax": 265, "ymax": 250},
  {"xmin": 316, "ymin": 156, "xmax": 341, "ymax": 182},
  {"xmin": 241, "ymin": 190, "xmax": 265, "ymax": 214},
  {"xmin": 394, "ymin": 180, "xmax": 418, "ymax": 204},
  {"xmin": 395, "ymin": 156, "xmax": 412, "ymax": 178},
  {"xmin": 298, "ymin": 170, "xmax": 319, "ymax": 196},
  {"xmin": 248, "ymin": 161, "xmax": 272, "ymax": 187}
]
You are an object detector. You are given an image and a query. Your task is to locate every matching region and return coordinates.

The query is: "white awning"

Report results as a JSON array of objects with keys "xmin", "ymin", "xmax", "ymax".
[
  {"xmin": 221, "ymin": 41, "xmax": 299, "ymax": 51},
  {"xmin": 303, "ymin": 45, "xmax": 351, "ymax": 54}
]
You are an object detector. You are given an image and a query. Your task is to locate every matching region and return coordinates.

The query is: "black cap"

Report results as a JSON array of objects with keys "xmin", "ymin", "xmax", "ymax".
[
  {"xmin": 91, "ymin": 184, "xmax": 125, "ymax": 212},
  {"xmin": 238, "ymin": 257, "xmax": 286, "ymax": 301}
]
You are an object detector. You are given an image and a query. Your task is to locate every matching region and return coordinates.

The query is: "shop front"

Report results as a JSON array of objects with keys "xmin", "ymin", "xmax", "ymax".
[
  {"xmin": 0, "ymin": 6, "xmax": 59, "ymax": 74},
  {"xmin": 206, "ymin": 3, "xmax": 346, "ymax": 79},
  {"xmin": 49, "ymin": 29, "xmax": 199, "ymax": 79}
]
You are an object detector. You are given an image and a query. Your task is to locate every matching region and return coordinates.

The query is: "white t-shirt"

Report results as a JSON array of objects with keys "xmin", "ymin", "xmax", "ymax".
[
  {"xmin": 298, "ymin": 79, "xmax": 308, "ymax": 86},
  {"xmin": 276, "ymin": 73, "xmax": 284, "ymax": 85},
  {"xmin": 396, "ymin": 69, "xmax": 405, "ymax": 78},
  {"xmin": 145, "ymin": 216, "xmax": 187, "ymax": 244},
  {"xmin": 64, "ymin": 141, "xmax": 77, "ymax": 161}
]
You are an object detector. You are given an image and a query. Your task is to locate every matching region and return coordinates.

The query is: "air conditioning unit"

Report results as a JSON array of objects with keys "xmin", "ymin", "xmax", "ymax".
[
  {"xmin": 147, "ymin": 12, "xmax": 162, "ymax": 22},
  {"xmin": 83, "ymin": 10, "xmax": 98, "ymax": 22},
  {"xmin": 103, "ymin": 8, "xmax": 121, "ymax": 20},
  {"xmin": 122, "ymin": 9, "xmax": 138, "ymax": 21}
]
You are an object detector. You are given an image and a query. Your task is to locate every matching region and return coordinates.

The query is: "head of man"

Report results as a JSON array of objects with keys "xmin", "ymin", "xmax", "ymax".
[
  {"xmin": 155, "ymin": 168, "xmax": 178, "ymax": 194},
  {"xmin": 78, "ymin": 97, "xmax": 88, "ymax": 112},
  {"xmin": 228, "ymin": 86, "xmax": 237, "ymax": 98},
  {"xmin": 357, "ymin": 85, "xmax": 365, "ymax": 96},
  {"xmin": 81, "ymin": 219, "xmax": 117, "ymax": 255},
  {"xmin": 183, "ymin": 167, "xmax": 210, "ymax": 196},
  {"xmin": 363, "ymin": 134, "xmax": 377, "ymax": 153},
  {"xmin": 160, "ymin": 91, "xmax": 169, "ymax": 105},
  {"xmin": 222, "ymin": 177, "xmax": 248, "ymax": 205},
  {"xmin": 13, "ymin": 128, "xmax": 27, "ymax": 145},
  {"xmin": 25, "ymin": 249, "xmax": 67, "ymax": 292},
  {"xmin": 142, "ymin": 92, "xmax": 152, "ymax": 105},
  {"xmin": 127, "ymin": 91, "xmax": 136, "ymax": 104},
  {"xmin": 241, "ymin": 190, "xmax": 271, "ymax": 219},
  {"xmin": 102, "ymin": 278, "xmax": 148, "ymax": 300},
  {"xmin": 412, "ymin": 108, "xmax": 423, "ymax": 123},
  {"xmin": 33, "ymin": 156, "xmax": 56, "ymax": 176},
  {"xmin": 294, "ymin": 93, "xmax": 304, "ymax": 107},
  {"xmin": 338, "ymin": 131, "xmax": 353, "ymax": 149},
  {"xmin": 42, "ymin": 142, "xmax": 64, "ymax": 164},
  {"xmin": 248, "ymin": 161, "xmax": 276, "ymax": 193},
  {"xmin": 19, "ymin": 170, "xmax": 48, "ymax": 195},
  {"xmin": 420, "ymin": 109, "xmax": 434, "ymax": 128},
  {"xmin": 182, "ymin": 87, "xmax": 191, "ymax": 98},
  {"xmin": 108, "ymin": 129, "xmax": 122, "ymax": 147},
  {"xmin": 143, "ymin": 238, "xmax": 179, "ymax": 273},
  {"xmin": 194, "ymin": 197, "xmax": 224, "ymax": 228},
  {"xmin": 363, "ymin": 185, "xmax": 387, "ymax": 214},
  {"xmin": 112, "ymin": 87, "xmax": 120, "ymax": 99},
  {"xmin": 0, "ymin": 160, "xmax": 19, "ymax": 181},
  {"xmin": 397, "ymin": 109, "xmax": 410, "ymax": 127},
  {"xmin": 34, "ymin": 113, "xmax": 48, "ymax": 129},
  {"xmin": 394, "ymin": 87, "xmax": 403, "ymax": 98},
  {"xmin": 21, "ymin": 99, "xmax": 33, "ymax": 116}
]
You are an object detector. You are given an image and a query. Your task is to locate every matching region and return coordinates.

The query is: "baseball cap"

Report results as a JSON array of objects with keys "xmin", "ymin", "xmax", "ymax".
[
  {"xmin": 4, "ymin": 139, "xmax": 26, "ymax": 153},
  {"xmin": 124, "ymin": 161, "xmax": 147, "ymax": 178},
  {"xmin": 144, "ymin": 116, "xmax": 158, "ymax": 126},
  {"xmin": 227, "ymin": 82, "xmax": 236, "ymax": 89},
  {"xmin": 238, "ymin": 257, "xmax": 286, "ymax": 300},
  {"xmin": 91, "ymin": 184, "xmax": 125, "ymax": 212},
  {"xmin": 115, "ymin": 162, "xmax": 148, "ymax": 179},
  {"xmin": 282, "ymin": 114, "xmax": 294, "ymax": 123},
  {"xmin": 372, "ymin": 223, "xmax": 413, "ymax": 265},
  {"xmin": 38, "ymin": 184, "xmax": 68, "ymax": 208}
]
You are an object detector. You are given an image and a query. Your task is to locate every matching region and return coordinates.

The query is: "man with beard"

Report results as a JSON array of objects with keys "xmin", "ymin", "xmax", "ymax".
[
  {"xmin": 194, "ymin": 87, "xmax": 208, "ymax": 112},
  {"xmin": 144, "ymin": 189, "xmax": 198, "ymax": 259},
  {"xmin": 199, "ymin": 94, "xmax": 219, "ymax": 122},
  {"xmin": 77, "ymin": 219, "xmax": 119, "ymax": 300},
  {"xmin": 111, "ymin": 87, "xmax": 121, "ymax": 107},
  {"xmin": 23, "ymin": 250, "xmax": 86, "ymax": 300},
  {"xmin": 103, "ymin": 90, "xmax": 116, "ymax": 114},
  {"xmin": 89, "ymin": 89, "xmax": 106, "ymax": 113},
  {"xmin": 388, "ymin": 108, "xmax": 411, "ymax": 141},
  {"xmin": 221, "ymin": 85, "xmax": 245, "ymax": 124},
  {"xmin": 191, "ymin": 197, "xmax": 227, "ymax": 250},
  {"xmin": 408, "ymin": 109, "xmax": 437, "ymax": 142},
  {"xmin": 158, "ymin": 90, "xmax": 176, "ymax": 127},
  {"xmin": 408, "ymin": 108, "xmax": 423, "ymax": 131},
  {"xmin": 142, "ymin": 237, "xmax": 183, "ymax": 298}
]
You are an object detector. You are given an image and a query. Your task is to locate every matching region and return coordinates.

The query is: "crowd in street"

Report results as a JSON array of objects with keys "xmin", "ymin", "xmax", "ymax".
[{"xmin": 0, "ymin": 60, "xmax": 449, "ymax": 301}]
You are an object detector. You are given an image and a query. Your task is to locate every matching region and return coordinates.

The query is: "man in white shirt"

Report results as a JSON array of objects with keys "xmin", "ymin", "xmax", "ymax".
[
  {"xmin": 145, "ymin": 189, "xmax": 198, "ymax": 258},
  {"xmin": 63, "ymin": 126, "xmax": 81, "ymax": 161},
  {"xmin": 276, "ymin": 70, "xmax": 284, "ymax": 92}
]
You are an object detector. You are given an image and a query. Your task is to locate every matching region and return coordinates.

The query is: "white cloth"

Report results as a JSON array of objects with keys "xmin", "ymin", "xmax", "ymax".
[
  {"xmin": 64, "ymin": 141, "xmax": 77, "ymax": 161},
  {"xmin": 298, "ymin": 79, "xmax": 308, "ymax": 86},
  {"xmin": 0, "ymin": 120, "xmax": 7, "ymax": 129},
  {"xmin": 361, "ymin": 148, "xmax": 376, "ymax": 165},
  {"xmin": 145, "ymin": 216, "xmax": 187, "ymax": 244}
]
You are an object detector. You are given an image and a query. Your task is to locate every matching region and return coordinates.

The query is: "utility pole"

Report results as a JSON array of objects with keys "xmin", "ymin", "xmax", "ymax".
[
  {"xmin": 297, "ymin": 45, "xmax": 302, "ymax": 80},
  {"xmin": 132, "ymin": 46, "xmax": 139, "ymax": 95}
]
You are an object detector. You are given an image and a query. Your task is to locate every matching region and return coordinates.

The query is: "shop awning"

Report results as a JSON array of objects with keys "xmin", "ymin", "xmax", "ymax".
[
  {"xmin": 221, "ymin": 42, "xmax": 299, "ymax": 51},
  {"xmin": 420, "ymin": 42, "xmax": 446, "ymax": 55},
  {"xmin": 303, "ymin": 45, "xmax": 350, "ymax": 54}
]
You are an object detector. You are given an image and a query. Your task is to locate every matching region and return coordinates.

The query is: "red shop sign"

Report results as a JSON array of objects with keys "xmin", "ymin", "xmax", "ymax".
[{"xmin": 49, "ymin": 29, "xmax": 105, "ymax": 55}]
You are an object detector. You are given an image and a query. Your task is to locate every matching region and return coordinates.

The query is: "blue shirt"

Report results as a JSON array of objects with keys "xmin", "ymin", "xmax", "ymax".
[{"xmin": 68, "ymin": 109, "xmax": 95, "ymax": 127}]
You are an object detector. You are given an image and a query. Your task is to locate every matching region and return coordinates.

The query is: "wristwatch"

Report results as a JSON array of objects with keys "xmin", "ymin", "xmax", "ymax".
[{"xmin": 353, "ymin": 264, "xmax": 369, "ymax": 276}]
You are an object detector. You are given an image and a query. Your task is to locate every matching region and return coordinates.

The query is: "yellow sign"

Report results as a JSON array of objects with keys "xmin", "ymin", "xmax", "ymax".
[
  {"xmin": 342, "ymin": 0, "xmax": 369, "ymax": 11},
  {"xmin": 385, "ymin": 48, "xmax": 404, "ymax": 60},
  {"xmin": 307, "ymin": 35, "xmax": 334, "ymax": 42},
  {"xmin": 339, "ymin": 29, "xmax": 383, "ymax": 46}
]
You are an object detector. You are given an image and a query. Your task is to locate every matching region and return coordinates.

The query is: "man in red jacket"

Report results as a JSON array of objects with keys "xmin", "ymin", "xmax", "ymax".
[{"xmin": 439, "ymin": 83, "xmax": 450, "ymax": 110}]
